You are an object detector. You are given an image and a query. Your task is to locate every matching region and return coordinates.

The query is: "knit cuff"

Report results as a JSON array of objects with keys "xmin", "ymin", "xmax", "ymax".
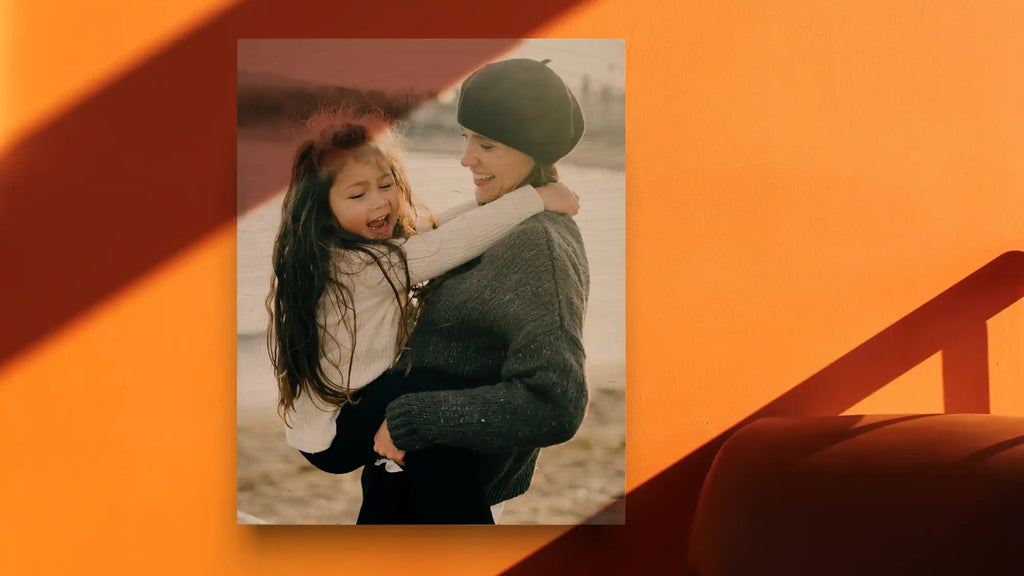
[
  {"xmin": 385, "ymin": 396, "xmax": 438, "ymax": 452},
  {"xmin": 284, "ymin": 423, "xmax": 335, "ymax": 454}
]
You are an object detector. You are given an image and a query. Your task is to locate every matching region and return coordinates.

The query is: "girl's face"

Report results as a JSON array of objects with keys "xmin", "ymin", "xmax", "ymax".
[
  {"xmin": 328, "ymin": 155, "xmax": 399, "ymax": 240},
  {"xmin": 459, "ymin": 127, "xmax": 536, "ymax": 205}
]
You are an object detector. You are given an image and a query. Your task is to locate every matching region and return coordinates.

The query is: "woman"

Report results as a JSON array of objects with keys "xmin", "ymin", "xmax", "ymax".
[
  {"xmin": 373, "ymin": 57, "xmax": 590, "ymax": 523},
  {"xmin": 309, "ymin": 58, "xmax": 590, "ymax": 524}
]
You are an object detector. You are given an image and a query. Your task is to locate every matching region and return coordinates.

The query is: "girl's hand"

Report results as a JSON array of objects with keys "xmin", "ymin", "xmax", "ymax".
[
  {"xmin": 374, "ymin": 419, "xmax": 407, "ymax": 466},
  {"xmin": 536, "ymin": 182, "xmax": 580, "ymax": 216}
]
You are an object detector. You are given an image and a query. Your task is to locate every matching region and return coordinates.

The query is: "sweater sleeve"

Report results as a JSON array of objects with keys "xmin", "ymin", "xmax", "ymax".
[
  {"xmin": 284, "ymin": 392, "xmax": 341, "ymax": 453},
  {"xmin": 385, "ymin": 223, "xmax": 590, "ymax": 454},
  {"xmin": 414, "ymin": 198, "xmax": 478, "ymax": 234},
  {"xmin": 386, "ymin": 331, "xmax": 588, "ymax": 453},
  {"xmin": 399, "ymin": 186, "xmax": 543, "ymax": 285},
  {"xmin": 434, "ymin": 198, "xmax": 479, "ymax": 225}
]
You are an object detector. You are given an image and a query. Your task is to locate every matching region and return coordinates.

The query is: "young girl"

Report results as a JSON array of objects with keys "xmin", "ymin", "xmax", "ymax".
[{"xmin": 267, "ymin": 112, "xmax": 579, "ymax": 524}]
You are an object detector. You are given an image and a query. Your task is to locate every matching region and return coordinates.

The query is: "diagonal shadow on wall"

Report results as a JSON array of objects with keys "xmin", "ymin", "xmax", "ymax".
[
  {"xmin": 0, "ymin": 0, "xmax": 587, "ymax": 371},
  {"xmin": 505, "ymin": 250, "xmax": 1024, "ymax": 574}
]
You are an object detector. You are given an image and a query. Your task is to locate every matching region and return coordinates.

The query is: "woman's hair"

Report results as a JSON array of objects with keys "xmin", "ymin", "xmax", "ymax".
[
  {"xmin": 524, "ymin": 162, "xmax": 559, "ymax": 188},
  {"xmin": 267, "ymin": 110, "xmax": 421, "ymax": 417}
]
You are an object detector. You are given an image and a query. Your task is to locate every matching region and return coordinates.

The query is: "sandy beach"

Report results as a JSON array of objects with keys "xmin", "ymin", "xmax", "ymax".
[{"xmin": 236, "ymin": 132, "xmax": 625, "ymax": 524}]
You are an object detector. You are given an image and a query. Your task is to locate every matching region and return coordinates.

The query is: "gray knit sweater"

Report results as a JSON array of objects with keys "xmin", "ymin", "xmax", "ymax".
[{"xmin": 385, "ymin": 211, "xmax": 590, "ymax": 505}]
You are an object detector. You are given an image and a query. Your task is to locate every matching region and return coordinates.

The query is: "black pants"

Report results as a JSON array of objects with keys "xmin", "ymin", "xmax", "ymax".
[{"xmin": 301, "ymin": 369, "xmax": 493, "ymax": 525}]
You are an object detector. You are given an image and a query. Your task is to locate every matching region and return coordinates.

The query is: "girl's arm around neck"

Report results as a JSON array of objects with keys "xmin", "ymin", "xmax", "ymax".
[{"xmin": 399, "ymin": 186, "xmax": 542, "ymax": 285}]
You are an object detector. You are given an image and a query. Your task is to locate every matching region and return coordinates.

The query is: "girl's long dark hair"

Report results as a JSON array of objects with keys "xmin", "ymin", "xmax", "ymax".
[{"xmin": 267, "ymin": 114, "xmax": 420, "ymax": 417}]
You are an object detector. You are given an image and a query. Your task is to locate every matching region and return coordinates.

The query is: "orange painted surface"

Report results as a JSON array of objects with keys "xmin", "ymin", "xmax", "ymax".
[
  {"xmin": 1, "ymin": 0, "xmax": 1023, "ymax": 574},
  {"xmin": 0, "ymin": 0, "xmax": 238, "ymax": 154},
  {"xmin": 619, "ymin": 0, "xmax": 1024, "ymax": 487},
  {"xmin": 0, "ymin": 225, "xmax": 565, "ymax": 574}
]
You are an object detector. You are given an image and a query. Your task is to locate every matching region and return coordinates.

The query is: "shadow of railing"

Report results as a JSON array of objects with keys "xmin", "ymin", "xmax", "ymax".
[{"xmin": 504, "ymin": 250, "xmax": 1024, "ymax": 573}]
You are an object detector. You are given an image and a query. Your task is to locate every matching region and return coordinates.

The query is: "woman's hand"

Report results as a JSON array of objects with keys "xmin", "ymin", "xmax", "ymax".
[
  {"xmin": 374, "ymin": 419, "xmax": 407, "ymax": 466},
  {"xmin": 536, "ymin": 182, "xmax": 580, "ymax": 216}
]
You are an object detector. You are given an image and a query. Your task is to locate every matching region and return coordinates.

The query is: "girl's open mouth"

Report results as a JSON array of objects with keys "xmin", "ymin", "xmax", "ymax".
[{"xmin": 367, "ymin": 214, "xmax": 389, "ymax": 230}]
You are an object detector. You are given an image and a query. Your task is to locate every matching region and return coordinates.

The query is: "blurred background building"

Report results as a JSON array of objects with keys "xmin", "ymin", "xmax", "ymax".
[{"xmin": 237, "ymin": 39, "xmax": 625, "ymax": 169}]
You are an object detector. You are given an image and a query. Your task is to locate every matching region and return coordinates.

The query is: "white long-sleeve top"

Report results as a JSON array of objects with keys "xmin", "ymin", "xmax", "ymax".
[{"xmin": 285, "ymin": 186, "xmax": 544, "ymax": 452}]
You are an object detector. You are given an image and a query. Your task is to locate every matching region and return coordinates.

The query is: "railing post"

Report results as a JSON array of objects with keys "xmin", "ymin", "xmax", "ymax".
[{"xmin": 942, "ymin": 322, "xmax": 991, "ymax": 413}]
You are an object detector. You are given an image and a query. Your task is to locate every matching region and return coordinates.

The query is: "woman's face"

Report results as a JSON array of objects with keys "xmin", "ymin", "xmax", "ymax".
[{"xmin": 460, "ymin": 127, "xmax": 536, "ymax": 205}]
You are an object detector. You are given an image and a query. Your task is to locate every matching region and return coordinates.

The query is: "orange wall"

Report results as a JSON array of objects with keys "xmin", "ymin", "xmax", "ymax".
[
  {"xmin": 1, "ymin": 1, "xmax": 1021, "ymax": 575},
  {"xmin": 587, "ymin": 0, "xmax": 1024, "ymax": 488}
]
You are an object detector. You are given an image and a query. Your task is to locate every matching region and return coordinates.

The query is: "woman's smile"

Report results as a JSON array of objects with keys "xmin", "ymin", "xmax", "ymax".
[
  {"xmin": 472, "ymin": 173, "xmax": 496, "ymax": 188},
  {"xmin": 460, "ymin": 128, "xmax": 535, "ymax": 204}
]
